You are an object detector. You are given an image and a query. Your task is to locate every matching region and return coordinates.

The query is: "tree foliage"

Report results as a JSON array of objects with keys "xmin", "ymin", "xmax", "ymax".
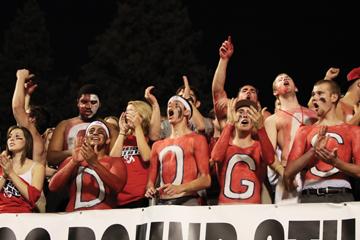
[
  {"xmin": 0, "ymin": 0, "xmax": 53, "ymax": 146},
  {"xmin": 81, "ymin": 0, "xmax": 211, "ymax": 116}
]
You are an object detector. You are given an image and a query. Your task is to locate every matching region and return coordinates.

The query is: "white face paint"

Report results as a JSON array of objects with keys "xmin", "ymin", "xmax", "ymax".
[
  {"xmin": 78, "ymin": 94, "xmax": 100, "ymax": 119},
  {"xmin": 89, "ymin": 94, "xmax": 100, "ymax": 118}
]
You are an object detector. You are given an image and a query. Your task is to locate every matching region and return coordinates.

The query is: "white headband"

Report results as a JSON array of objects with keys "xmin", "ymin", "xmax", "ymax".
[
  {"xmin": 86, "ymin": 120, "xmax": 110, "ymax": 138},
  {"xmin": 168, "ymin": 95, "xmax": 192, "ymax": 117}
]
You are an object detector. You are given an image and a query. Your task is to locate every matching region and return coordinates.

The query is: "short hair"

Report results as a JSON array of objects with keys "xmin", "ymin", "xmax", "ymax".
[
  {"xmin": 314, "ymin": 79, "xmax": 341, "ymax": 103},
  {"xmin": 239, "ymin": 84, "xmax": 259, "ymax": 94},
  {"xmin": 235, "ymin": 99, "xmax": 259, "ymax": 111},
  {"xmin": 29, "ymin": 105, "xmax": 51, "ymax": 134},
  {"xmin": 77, "ymin": 84, "xmax": 101, "ymax": 100},
  {"xmin": 272, "ymin": 73, "xmax": 288, "ymax": 92}
]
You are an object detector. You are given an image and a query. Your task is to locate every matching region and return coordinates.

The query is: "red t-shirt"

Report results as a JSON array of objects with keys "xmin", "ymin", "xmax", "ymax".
[{"xmin": 117, "ymin": 135, "xmax": 149, "ymax": 206}]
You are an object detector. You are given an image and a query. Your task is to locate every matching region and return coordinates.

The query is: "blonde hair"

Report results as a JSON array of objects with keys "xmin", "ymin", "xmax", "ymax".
[{"xmin": 128, "ymin": 100, "xmax": 152, "ymax": 136}]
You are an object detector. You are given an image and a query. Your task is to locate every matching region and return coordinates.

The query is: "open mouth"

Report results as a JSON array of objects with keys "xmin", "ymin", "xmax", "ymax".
[
  {"xmin": 313, "ymin": 102, "xmax": 319, "ymax": 110},
  {"xmin": 241, "ymin": 119, "xmax": 249, "ymax": 124},
  {"xmin": 246, "ymin": 96, "xmax": 251, "ymax": 100},
  {"xmin": 284, "ymin": 81, "xmax": 289, "ymax": 86},
  {"xmin": 168, "ymin": 109, "xmax": 174, "ymax": 117}
]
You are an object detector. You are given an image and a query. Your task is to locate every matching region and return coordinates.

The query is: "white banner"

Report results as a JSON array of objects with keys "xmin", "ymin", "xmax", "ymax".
[{"xmin": 1, "ymin": 202, "xmax": 358, "ymax": 240}]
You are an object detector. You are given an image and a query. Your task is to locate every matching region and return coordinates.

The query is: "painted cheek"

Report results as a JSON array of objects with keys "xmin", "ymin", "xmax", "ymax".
[
  {"xmin": 90, "ymin": 103, "xmax": 99, "ymax": 117},
  {"xmin": 276, "ymin": 85, "xmax": 289, "ymax": 95},
  {"xmin": 176, "ymin": 107, "xmax": 183, "ymax": 119},
  {"xmin": 89, "ymin": 94, "xmax": 100, "ymax": 118}
]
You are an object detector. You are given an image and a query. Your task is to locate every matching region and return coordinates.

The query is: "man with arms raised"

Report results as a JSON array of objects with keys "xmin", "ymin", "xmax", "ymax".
[
  {"xmin": 212, "ymin": 36, "xmax": 271, "ymax": 129},
  {"xmin": 212, "ymin": 36, "xmax": 274, "ymax": 203}
]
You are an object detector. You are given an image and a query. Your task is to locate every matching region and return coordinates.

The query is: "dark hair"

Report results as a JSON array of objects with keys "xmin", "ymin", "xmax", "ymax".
[
  {"xmin": 6, "ymin": 126, "xmax": 33, "ymax": 166},
  {"xmin": 77, "ymin": 84, "xmax": 101, "ymax": 100},
  {"xmin": 314, "ymin": 79, "xmax": 341, "ymax": 103},
  {"xmin": 176, "ymin": 85, "xmax": 201, "ymax": 102},
  {"xmin": 88, "ymin": 118, "xmax": 112, "ymax": 140},
  {"xmin": 29, "ymin": 105, "xmax": 51, "ymax": 134},
  {"xmin": 239, "ymin": 84, "xmax": 259, "ymax": 95}
]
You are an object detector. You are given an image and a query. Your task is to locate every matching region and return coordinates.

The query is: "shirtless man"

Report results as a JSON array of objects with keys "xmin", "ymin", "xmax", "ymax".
[
  {"xmin": 212, "ymin": 36, "xmax": 273, "ymax": 203},
  {"xmin": 284, "ymin": 80, "xmax": 360, "ymax": 203},
  {"xmin": 211, "ymin": 99, "xmax": 282, "ymax": 204},
  {"xmin": 46, "ymin": 84, "xmax": 101, "ymax": 212},
  {"xmin": 265, "ymin": 73, "xmax": 317, "ymax": 202},
  {"xmin": 145, "ymin": 95, "xmax": 211, "ymax": 205},
  {"xmin": 47, "ymin": 84, "xmax": 101, "ymax": 166},
  {"xmin": 49, "ymin": 120, "xmax": 126, "ymax": 211},
  {"xmin": 313, "ymin": 67, "xmax": 360, "ymax": 125},
  {"xmin": 212, "ymin": 36, "xmax": 271, "ymax": 128}
]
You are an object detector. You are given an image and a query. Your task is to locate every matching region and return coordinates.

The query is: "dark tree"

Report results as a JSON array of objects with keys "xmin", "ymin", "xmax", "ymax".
[
  {"xmin": 0, "ymin": 0, "xmax": 53, "ymax": 146},
  {"xmin": 81, "ymin": 0, "xmax": 211, "ymax": 117}
]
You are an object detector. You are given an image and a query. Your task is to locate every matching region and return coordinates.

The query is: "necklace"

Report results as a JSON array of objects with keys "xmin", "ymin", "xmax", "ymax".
[{"xmin": 278, "ymin": 106, "xmax": 305, "ymax": 125}]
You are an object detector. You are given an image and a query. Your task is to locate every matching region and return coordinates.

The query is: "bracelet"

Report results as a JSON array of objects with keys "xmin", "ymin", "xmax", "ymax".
[
  {"xmin": 274, "ymin": 164, "xmax": 284, "ymax": 173},
  {"xmin": 119, "ymin": 132, "xmax": 126, "ymax": 136}
]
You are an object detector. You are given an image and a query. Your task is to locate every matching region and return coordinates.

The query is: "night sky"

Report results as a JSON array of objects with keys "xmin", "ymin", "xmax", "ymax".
[{"xmin": 1, "ymin": 1, "xmax": 359, "ymax": 113}]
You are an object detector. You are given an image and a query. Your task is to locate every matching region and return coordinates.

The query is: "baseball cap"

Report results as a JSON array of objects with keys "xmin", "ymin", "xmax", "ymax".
[
  {"xmin": 347, "ymin": 66, "xmax": 360, "ymax": 81},
  {"xmin": 235, "ymin": 99, "xmax": 258, "ymax": 111}
]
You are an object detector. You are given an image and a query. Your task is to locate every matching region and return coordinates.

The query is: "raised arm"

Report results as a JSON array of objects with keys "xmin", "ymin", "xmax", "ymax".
[
  {"xmin": 324, "ymin": 67, "xmax": 340, "ymax": 81},
  {"xmin": 181, "ymin": 75, "xmax": 207, "ymax": 132},
  {"xmin": 211, "ymin": 98, "xmax": 236, "ymax": 162},
  {"xmin": 12, "ymin": 69, "xmax": 45, "ymax": 164},
  {"xmin": 110, "ymin": 112, "xmax": 129, "ymax": 157},
  {"xmin": 212, "ymin": 36, "xmax": 233, "ymax": 120},
  {"xmin": 145, "ymin": 86, "xmax": 161, "ymax": 141},
  {"xmin": 127, "ymin": 110, "xmax": 151, "ymax": 162}
]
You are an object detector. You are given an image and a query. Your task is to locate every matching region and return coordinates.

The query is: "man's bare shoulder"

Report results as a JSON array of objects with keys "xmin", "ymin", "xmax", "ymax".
[{"xmin": 55, "ymin": 116, "xmax": 82, "ymax": 127}]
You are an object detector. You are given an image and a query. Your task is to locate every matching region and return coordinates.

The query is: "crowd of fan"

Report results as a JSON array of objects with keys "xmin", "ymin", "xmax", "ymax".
[{"xmin": 1, "ymin": 36, "xmax": 360, "ymax": 213}]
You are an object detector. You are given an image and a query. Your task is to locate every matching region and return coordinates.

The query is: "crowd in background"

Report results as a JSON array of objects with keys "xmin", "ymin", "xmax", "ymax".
[{"xmin": 1, "ymin": 36, "xmax": 360, "ymax": 213}]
